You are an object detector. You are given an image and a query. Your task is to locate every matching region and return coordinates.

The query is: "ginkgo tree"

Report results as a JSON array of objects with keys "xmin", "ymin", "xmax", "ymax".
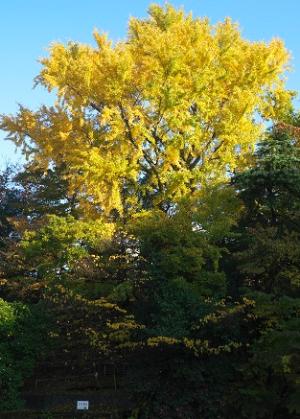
[
  {"xmin": 1, "ymin": 4, "xmax": 300, "ymax": 417},
  {"xmin": 1, "ymin": 3, "xmax": 293, "ymax": 215}
]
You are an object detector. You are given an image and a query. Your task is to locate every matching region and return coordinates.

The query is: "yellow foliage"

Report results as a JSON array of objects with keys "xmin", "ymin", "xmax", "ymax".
[{"xmin": 0, "ymin": 4, "xmax": 292, "ymax": 213}]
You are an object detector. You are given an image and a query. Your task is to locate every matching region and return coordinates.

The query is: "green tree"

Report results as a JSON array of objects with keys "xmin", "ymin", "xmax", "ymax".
[
  {"xmin": 233, "ymin": 125, "xmax": 300, "ymax": 295},
  {"xmin": 227, "ymin": 123, "xmax": 300, "ymax": 418}
]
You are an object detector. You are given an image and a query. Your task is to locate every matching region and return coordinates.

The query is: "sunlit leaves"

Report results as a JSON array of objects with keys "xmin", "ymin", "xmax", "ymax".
[{"xmin": 0, "ymin": 4, "xmax": 292, "ymax": 213}]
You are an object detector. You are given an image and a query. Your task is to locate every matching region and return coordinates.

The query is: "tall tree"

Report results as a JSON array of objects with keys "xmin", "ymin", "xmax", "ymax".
[
  {"xmin": 0, "ymin": 4, "xmax": 298, "ymax": 417},
  {"xmin": 232, "ymin": 124, "xmax": 300, "ymax": 295},
  {"xmin": 226, "ymin": 124, "xmax": 300, "ymax": 419},
  {"xmin": 0, "ymin": 4, "xmax": 292, "ymax": 214}
]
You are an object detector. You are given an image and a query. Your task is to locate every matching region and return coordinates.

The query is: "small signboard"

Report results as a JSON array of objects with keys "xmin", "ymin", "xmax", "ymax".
[{"xmin": 76, "ymin": 400, "xmax": 89, "ymax": 410}]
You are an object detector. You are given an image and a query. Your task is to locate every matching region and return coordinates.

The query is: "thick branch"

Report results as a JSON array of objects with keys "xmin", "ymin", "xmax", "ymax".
[{"xmin": 118, "ymin": 103, "xmax": 164, "ymax": 192}]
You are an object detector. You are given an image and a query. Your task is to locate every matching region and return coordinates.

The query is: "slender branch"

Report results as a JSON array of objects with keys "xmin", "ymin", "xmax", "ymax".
[
  {"xmin": 90, "ymin": 102, "xmax": 102, "ymax": 113},
  {"xmin": 188, "ymin": 131, "xmax": 218, "ymax": 170},
  {"xmin": 65, "ymin": 82, "xmax": 103, "ymax": 113},
  {"xmin": 118, "ymin": 103, "xmax": 139, "ymax": 151}
]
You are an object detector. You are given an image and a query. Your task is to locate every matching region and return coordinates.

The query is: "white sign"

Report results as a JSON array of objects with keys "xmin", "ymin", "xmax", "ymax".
[{"xmin": 77, "ymin": 400, "xmax": 89, "ymax": 410}]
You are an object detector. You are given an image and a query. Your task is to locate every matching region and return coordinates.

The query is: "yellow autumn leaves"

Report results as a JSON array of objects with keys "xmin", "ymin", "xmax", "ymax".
[{"xmin": 1, "ymin": 3, "xmax": 293, "ymax": 214}]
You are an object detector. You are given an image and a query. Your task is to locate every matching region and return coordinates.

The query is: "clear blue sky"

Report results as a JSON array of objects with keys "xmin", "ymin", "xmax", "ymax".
[{"xmin": 1, "ymin": 0, "xmax": 299, "ymax": 168}]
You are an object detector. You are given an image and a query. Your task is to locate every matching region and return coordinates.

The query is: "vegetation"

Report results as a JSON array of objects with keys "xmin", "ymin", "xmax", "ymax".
[{"xmin": 0, "ymin": 4, "xmax": 299, "ymax": 418}]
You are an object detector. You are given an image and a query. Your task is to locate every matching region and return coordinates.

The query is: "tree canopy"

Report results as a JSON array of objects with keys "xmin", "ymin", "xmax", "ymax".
[{"xmin": 1, "ymin": 4, "xmax": 293, "ymax": 214}]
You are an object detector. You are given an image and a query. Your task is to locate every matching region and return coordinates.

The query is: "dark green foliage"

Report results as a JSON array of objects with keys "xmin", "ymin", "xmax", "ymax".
[
  {"xmin": 126, "ymin": 291, "xmax": 258, "ymax": 418},
  {"xmin": 227, "ymin": 124, "xmax": 300, "ymax": 418},
  {"xmin": 2, "ymin": 123, "xmax": 300, "ymax": 417},
  {"xmin": 234, "ymin": 128, "xmax": 300, "ymax": 229},
  {"xmin": 0, "ymin": 299, "xmax": 49, "ymax": 411},
  {"xmin": 13, "ymin": 164, "xmax": 79, "ymax": 219},
  {"xmin": 128, "ymin": 348, "xmax": 237, "ymax": 419},
  {"xmin": 147, "ymin": 278, "xmax": 211, "ymax": 338},
  {"xmin": 232, "ymin": 127, "xmax": 300, "ymax": 296},
  {"xmin": 235, "ymin": 226, "xmax": 300, "ymax": 295},
  {"xmin": 229, "ymin": 293, "xmax": 300, "ymax": 419}
]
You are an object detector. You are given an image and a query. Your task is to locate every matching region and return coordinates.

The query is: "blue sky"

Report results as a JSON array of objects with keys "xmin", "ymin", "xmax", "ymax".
[{"xmin": 1, "ymin": 0, "xmax": 299, "ymax": 168}]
